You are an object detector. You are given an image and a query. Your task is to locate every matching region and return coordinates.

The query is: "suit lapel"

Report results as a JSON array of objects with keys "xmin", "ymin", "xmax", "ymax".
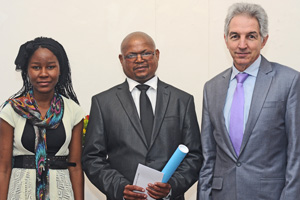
[
  {"xmin": 116, "ymin": 81, "xmax": 148, "ymax": 147},
  {"xmin": 149, "ymin": 80, "xmax": 170, "ymax": 148},
  {"xmin": 239, "ymin": 56, "xmax": 274, "ymax": 155},
  {"xmin": 217, "ymin": 69, "xmax": 239, "ymax": 159}
]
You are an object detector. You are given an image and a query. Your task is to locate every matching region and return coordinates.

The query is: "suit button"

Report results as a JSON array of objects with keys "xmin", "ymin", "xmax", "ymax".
[
  {"xmin": 236, "ymin": 162, "xmax": 241, "ymax": 167},
  {"xmin": 146, "ymin": 159, "xmax": 154, "ymax": 164}
]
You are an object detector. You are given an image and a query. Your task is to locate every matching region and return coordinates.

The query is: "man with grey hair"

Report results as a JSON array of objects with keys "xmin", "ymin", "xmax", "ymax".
[{"xmin": 198, "ymin": 2, "xmax": 300, "ymax": 200}]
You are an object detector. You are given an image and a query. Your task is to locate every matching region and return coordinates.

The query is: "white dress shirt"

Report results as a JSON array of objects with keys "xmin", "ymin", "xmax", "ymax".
[
  {"xmin": 127, "ymin": 76, "xmax": 158, "ymax": 117},
  {"xmin": 126, "ymin": 75, "xmax": 171, "ymax": 199}
]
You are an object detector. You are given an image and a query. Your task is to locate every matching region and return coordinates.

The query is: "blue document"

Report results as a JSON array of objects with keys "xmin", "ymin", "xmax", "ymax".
[{"xmin": 162, "ymin": 144, "xmax": 189, "ymax": 183}]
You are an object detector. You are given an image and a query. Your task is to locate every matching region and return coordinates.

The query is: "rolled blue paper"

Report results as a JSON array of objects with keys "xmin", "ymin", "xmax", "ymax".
[{"xmin": 161, "ymin": 144, "xmax": 189, "ymax": 183}]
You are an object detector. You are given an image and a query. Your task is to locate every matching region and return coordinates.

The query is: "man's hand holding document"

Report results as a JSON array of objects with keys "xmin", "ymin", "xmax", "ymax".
[{"xmin": 133, "ymin": 144, "xmax": 189, "ymax": 199}]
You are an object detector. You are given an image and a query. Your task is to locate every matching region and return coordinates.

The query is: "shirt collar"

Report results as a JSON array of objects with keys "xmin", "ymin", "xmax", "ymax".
[
  {"xmin": 127, "ymin": 76, "xmax": 158, "ymax": 92},
  {"xmin": 231, "ymin": 55, "xmax": 261, "ymax": 80}
]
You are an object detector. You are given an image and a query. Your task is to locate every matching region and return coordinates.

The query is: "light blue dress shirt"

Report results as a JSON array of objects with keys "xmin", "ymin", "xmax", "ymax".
[{"xmin": 223, "ymin": 55, "xmax": 261, "ymax": 133}]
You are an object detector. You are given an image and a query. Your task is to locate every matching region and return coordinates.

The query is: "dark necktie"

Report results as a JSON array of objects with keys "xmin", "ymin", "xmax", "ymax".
[
  {"xmin": 136, "ymin": 84, "xmax": 154, "ymax": 146},
  {"xmin": 229, "ymin": 73, "xmax": 249, "ymax": 156}
]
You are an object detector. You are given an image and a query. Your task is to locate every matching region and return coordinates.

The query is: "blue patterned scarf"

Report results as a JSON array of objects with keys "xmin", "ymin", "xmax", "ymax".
[{"xmin": 8, "ymin": 89, "xmax": 64, "ymax": 200}]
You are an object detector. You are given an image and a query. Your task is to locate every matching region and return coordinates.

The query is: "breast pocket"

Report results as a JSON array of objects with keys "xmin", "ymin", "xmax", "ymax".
[
  {"xmin": 259, "ymin": 101, "xmax": 285, "ymax": 121},
  {"xmin": 161, "ymin": 116, "xmax": 181, "ymax": 143}
]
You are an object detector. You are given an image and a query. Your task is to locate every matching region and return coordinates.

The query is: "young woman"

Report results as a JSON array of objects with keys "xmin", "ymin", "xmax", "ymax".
[{"xmin": 0, "ymin": 37, "xmax": 84, "ymax": 200}]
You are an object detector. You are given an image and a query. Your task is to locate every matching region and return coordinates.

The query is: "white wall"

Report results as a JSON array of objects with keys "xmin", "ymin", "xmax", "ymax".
[{"xmin": 0, "ymin": 0, "xmax": 299, "ymax": 199}]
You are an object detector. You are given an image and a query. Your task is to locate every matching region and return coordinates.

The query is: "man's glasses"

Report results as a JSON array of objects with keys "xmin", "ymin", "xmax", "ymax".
[{"xmin": 124, "ymin": 52, "xmax": 155, "ymax": 62}]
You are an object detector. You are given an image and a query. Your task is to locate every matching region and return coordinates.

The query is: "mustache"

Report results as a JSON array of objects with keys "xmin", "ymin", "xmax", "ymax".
[
  {"xmin": 133, "ymin": 65, "xmax": 148, "ymax": 71},
  {"xmin": 235, "ymin": 51, "xmax": 250, "ymax": 54}
]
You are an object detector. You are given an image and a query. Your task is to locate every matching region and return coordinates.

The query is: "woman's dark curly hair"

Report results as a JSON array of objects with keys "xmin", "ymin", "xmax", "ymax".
[{"xmin": 12, "ymin": 37, "xmax": 79, "ymax": 104}]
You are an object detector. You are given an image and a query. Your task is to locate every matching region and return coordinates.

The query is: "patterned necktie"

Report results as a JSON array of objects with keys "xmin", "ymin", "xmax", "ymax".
[
  {"xmin": 136, "ymin": 84, "xmax": 154, "ymax": 146},
  {"xmin": 229, "ymin": 73, "xmax": 249, "ymax": 156}
]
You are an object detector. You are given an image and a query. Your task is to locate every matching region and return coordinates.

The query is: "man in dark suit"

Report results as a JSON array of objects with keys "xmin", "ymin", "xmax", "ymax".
[
  {"xmin": 198, "ymin": 3, "xmax": 300, "ymax": 200},
  {"xmin": 82, "ymin": 31, "xmax": 202, "ymax": 200}
]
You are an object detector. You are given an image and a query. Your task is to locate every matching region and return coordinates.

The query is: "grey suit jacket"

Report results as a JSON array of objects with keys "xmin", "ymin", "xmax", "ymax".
[
  {"xmin": 82, "ymin": 79, "xmax": 202, "ymax": 200},
  {"xmin": 198, "ymin": 56, "xmax": 300, "ymax": 200}
]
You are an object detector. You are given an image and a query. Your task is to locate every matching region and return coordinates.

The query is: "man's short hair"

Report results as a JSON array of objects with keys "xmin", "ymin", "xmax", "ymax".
[{"xmin": 224, "ymin": 3, "xmax": 268, "ymax": 39}]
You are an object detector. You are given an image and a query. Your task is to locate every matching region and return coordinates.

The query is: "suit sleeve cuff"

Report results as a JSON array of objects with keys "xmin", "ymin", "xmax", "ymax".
[{"xmin": 163, "ymin": 189, "xmax": 172, "ymax": 199}]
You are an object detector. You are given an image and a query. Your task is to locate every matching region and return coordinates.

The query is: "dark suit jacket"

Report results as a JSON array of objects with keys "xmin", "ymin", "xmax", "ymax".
[
  {"xmin": 198, "ymin": 56, "xmax": 300, "ymax": 200},
  {"xmin": 82, "ymin": 79, "xmax": 202, "ymax": 200}
]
